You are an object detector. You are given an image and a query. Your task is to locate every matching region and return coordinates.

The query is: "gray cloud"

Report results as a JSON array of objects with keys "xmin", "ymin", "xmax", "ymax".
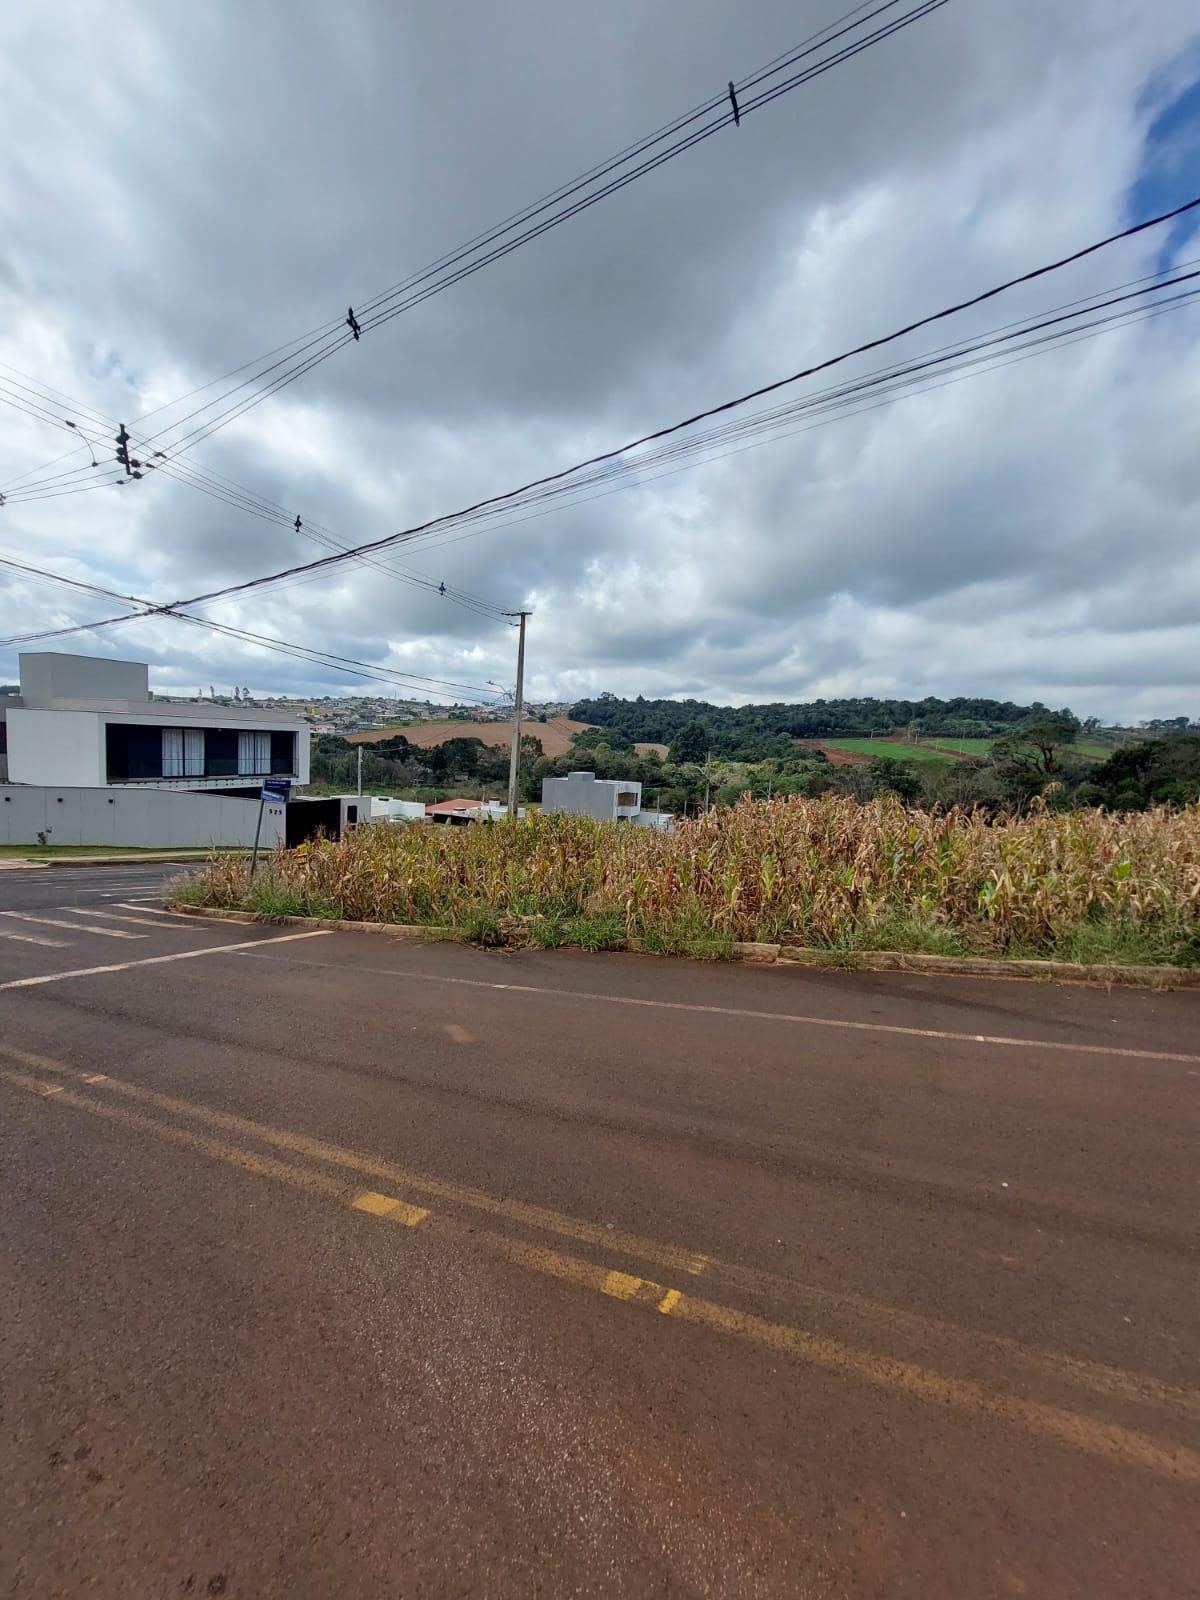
[{"xmin": 2, "ymin": 0, "xmax": 1199, "ymax": 721}]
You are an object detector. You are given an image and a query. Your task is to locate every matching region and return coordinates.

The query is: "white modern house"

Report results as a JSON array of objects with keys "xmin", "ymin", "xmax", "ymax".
[
  {"xmin": 0, "ymin": 652, "xmax": 311, "ymax": 848},
  {"xmin": 541, "ymin": 770, "xmax": 672, "ymax": 828}
]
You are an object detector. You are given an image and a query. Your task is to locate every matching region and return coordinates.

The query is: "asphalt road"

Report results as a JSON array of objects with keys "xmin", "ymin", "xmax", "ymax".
[{"xmin": 1, "ymin": 864, "xmax": 1198, "ymax": 1597}]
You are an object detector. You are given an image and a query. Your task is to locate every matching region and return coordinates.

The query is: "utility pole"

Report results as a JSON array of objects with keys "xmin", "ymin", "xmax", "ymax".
[
  {"xmin": 505, "ymin": 611, "xmax": 529, "ymax": 817},
  {"xmin": 356, "ymin": 745, "xmax": 363, "ymax": 797}
]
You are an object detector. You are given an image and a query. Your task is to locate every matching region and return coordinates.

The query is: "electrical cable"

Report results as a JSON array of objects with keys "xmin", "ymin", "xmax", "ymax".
[
  {"xmin": 143, "ymin": 195, "xmax": 1200, "ymax": 610},
  {"xmin": 3, "ymin": 0, "xmax": 949, "ymax": 493},
  {"xmin": 5, "ymin": 265, "xmax": 1195, "ymax": 658}
]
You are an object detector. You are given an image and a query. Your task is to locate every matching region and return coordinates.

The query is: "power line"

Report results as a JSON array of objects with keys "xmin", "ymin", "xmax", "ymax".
[
  {"xmin": 3, "ymin": 0, "xmax": 949, "ymax": 494},
  {"xmin": 0, "ymin": 372, "xmax": 512, "ymax": 621},
  {"xmin": 0, "ymin": 554, "xmax": 501, "ymax": 698},
  {"xmin": 139, "ymin": 195, "xmax": 1199, "ymax": 611},
  {"xmin": 130, "ymin": 0, "xmax": 950, "ymax": 465},
  {"xmin": 4, "ymin": 269, "xmax": 1196, "ymax": 664},
  {"xmin": 378, "ymin": 274, "xmax": 1200, "ymax": 561}
]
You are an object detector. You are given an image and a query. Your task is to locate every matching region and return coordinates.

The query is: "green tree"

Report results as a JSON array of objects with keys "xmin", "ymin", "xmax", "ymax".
[{"xmin": 669, "ymin": 719, "xmax": 709, "ymax": 764}]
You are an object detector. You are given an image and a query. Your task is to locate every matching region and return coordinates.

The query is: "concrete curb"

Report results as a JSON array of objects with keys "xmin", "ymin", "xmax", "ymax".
[
  {"xmin": 172, "ymin": 905, "xmax": 449, "ymax": 939},
  {"xmin": 169, "ymin": 905, "xmax": 1199, "ymax": 988}
]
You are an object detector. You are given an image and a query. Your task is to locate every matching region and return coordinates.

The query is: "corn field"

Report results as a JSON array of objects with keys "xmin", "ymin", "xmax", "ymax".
[{"xmin": 179, "ymin": 796, "xmax": 1200, "ymax": 963}]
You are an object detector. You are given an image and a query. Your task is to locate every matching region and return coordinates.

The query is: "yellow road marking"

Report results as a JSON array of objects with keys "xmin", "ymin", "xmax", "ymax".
[
  {"xmin": 352, "ymin": 1190, "xmax": 428, "ymax": 1227},
  {"xmin": 667, "ymin": 1294, "xmax": 1200, "ymax": 1482},
  {"xmin": 0, "ymin": 1042, "xmax": 704, "ymax": 1278},
  {"xmin": 602, "ymin": 1270, "xmax": 644, "ymax": 1301},
  {"xmin": 658, "ymin": 1288, "xmax": 682, "ymax": 1315},
  {"xmin": 39, "ymin": 1084, "xmax": 64, "ymax": 1097},
  {"xmin": 2, "ymin": 1060, "xmax": 1197, "ymax": 1483},
  {"xmin": 1, "ymin": 1043, "xmax": 1196, "ymax": 1423},
  {"xmin": 2, "ymin": 1045, "xmax": 1195, "ymax": 1425}
]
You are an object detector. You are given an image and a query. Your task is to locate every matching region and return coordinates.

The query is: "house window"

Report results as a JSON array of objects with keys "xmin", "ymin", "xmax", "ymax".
[
  {"xmin": 616, "ymin": 790, "xmax": 638, "ymax": 807},
  {"xmin": 162, "ymin": 727, "xmax": 206, "ymax": 778},
  {"xmin": 237, "ymin": 731, "xmax": 271, "ymax": 775},
  {"xmin": 162, "ymin": 728, "xmax": 184, "ymax": 777}
]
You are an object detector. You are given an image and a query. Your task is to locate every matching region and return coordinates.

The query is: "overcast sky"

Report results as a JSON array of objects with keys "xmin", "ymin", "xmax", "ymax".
[{"xmin": 2, "ymin": 0, "xmax": 1198, "ymax": 720}]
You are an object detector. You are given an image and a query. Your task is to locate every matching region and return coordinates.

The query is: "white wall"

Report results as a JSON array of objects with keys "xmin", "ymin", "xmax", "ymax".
[
  {"xmin": 6, "ymin": 709, "xmax": 105, "ymax": 785},
  {"xmin": 4, "ymin": 707, "xmax": 310, "ymax": 788},
  {"xmin": 369, "ymin": 797, "xmax": 425, "ymax": 821},
  {"xmin": 0, "ymin": 786, "xmax": 285, "ymax": 847}
]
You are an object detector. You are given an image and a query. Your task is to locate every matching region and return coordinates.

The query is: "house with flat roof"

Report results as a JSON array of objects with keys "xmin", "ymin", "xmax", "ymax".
[
  {"xmin": 541, "ymin": 770, "xmax": 671, "ymax": 828},
  {"xmin": 0, "ymin": 652, "xmax": 309, "ymax": 790},
  {"xmin": 0, "ymin": 652, "xmax": 310, "ymax": 849}
]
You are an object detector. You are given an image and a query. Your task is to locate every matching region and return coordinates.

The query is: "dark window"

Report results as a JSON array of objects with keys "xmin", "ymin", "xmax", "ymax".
[
  {"xmin": 0, "ymin": 720, "xmax": 6, "ymax": 756},
  {"xmin": 204, "ymin": 729, "xmax": 238, "ymax": 778},
  {"xmin": 105, "ymin": 723, "xmax": 162, "ymax": 781},
  {"xmin": 103, "ymin": 723, "xmax": 292, "ymax": 782}
]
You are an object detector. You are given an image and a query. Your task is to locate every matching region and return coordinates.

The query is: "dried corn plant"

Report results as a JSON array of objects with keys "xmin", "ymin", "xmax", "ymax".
[{"xmin": 178, "ymin": 797, "xmax": 1200, "ymax": 963}]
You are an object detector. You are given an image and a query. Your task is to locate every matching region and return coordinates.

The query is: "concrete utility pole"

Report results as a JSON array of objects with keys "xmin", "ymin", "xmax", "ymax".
[
  {"xmin": 506, "ymin": 611, "xmax": 529, "ymax": 817},
  {"xmin": 356, "ymin": 745, "xmax": 363, "ymax": 797}
]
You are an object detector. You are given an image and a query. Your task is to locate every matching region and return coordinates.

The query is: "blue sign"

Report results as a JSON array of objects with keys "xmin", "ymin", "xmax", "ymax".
[{"xmin": 261, "ymin": 780, "xmax": 291, "ymax": 803}]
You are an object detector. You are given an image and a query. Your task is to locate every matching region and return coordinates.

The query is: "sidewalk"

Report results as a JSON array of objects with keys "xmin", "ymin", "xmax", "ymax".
[{"xmin": 0, "ymin": 851, "xmax": 242, "ymax": 870}]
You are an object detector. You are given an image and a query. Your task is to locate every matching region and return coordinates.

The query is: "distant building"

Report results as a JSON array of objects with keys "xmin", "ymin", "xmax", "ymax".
[
  {"xmin": 540, "ymin": 770, "xmax": 672, "ymax": 828},
  {"xmin": 425, "ymin": 796, "xmax": 522, "ymax": 824}
]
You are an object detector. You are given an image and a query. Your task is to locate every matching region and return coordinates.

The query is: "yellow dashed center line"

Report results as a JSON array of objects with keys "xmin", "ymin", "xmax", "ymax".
[
  {"xmin": 602, "ymin": 1269, "xmax": 645, "ymax": 1301},
  {"xmin": 3, "ymin": 1052, "xmax": 1200, "ymax": 1483},
  {"xmin": 352, "ymin": 1190, "xmax": 429, "ymax": 1227},
  {"xmin": 0, "ymin": 1041, "xmax": 700, "ymax": 1278}
]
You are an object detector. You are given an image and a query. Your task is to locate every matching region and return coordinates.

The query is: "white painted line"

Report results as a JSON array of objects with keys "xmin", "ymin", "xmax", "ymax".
[
  {"xmin": 0, "ymin": 928, "xmax": 329, "ymax": 991},
  {"xmin": 0, "ymin": 930, "xmax": 68, "ymax": 948},
  {"xmin": 112, "ymin": 902, "xmax": 184, "ymax": 916},
  {"xmin": 0, "ymin": 912, "xmax": 144, "ymax": 940},
  {"xmin": 56, "ymin": 908, "xmax": 202, "ymax": 931},
  {"xmin": 244, "ymin": 951, "xmax": 1200, "ymax": 1067}
]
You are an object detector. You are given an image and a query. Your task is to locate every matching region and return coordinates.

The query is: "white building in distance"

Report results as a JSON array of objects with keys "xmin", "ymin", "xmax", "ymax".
[{"xmin": 541, "ymin": 771, "xmax": 672, "ymax": 828}]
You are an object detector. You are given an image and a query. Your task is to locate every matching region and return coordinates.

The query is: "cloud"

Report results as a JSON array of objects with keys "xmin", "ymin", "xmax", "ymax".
[{"xmin": 2, "ymin": 0, "xmax": 1199, "ymax": 721}]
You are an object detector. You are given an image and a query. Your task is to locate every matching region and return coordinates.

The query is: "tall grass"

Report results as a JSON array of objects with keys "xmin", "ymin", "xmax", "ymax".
[{"xmin": 176, "ymin": 797, "xmax": 1200, "ymax": 964}]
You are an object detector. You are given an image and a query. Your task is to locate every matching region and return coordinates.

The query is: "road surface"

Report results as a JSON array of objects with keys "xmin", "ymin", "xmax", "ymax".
[{"xmin": 1, "ymin": 862, "xmax": 1197, "ymax": 1597}]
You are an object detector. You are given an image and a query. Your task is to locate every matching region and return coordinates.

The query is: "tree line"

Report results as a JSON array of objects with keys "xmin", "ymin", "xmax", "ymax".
[
  {"xmin": 568, "ymin": 692, "xmax": 1077, "ymax": 753},
  {"xmin": 310, "ymin": 720, "xmax": 1200, "ymax": 815}
]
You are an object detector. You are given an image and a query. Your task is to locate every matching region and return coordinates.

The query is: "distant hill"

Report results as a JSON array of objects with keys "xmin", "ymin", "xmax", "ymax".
[{"xmin": 569, "ymin": 693, "xmax": 1076, "ymax": 758}]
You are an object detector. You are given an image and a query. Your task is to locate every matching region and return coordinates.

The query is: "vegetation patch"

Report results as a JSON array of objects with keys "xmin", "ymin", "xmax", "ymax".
[
  {"xmin": 822, "ymin": 739, "xmax": 955, "ymax": 763},
  {"xmin": 172, "ymin": 797, "xmax": 1200, "ymax": 967}
]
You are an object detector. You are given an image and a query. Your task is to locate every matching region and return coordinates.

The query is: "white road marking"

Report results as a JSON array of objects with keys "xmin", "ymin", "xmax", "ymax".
[
  {"xmin": 0, "ymin": 930, "xmax": 68, "ymax": 948},
  {"xmin": 244, "ymin": 951, "xmax": 1200, "ymax": 1066},
  {"xmin": 112, "ymin": 902, "xmax": 185, "ymax": 916},
  {"xmin": 0, "ymin": 928, "xmax": 329, "ymax": 991},
  {"xmin": 0, "ymin": 912, "xmax": 144, "ymax": 940},
  {"xmin": 56, "ymin": 908, "xmax": 202, "ymax": 931}
]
